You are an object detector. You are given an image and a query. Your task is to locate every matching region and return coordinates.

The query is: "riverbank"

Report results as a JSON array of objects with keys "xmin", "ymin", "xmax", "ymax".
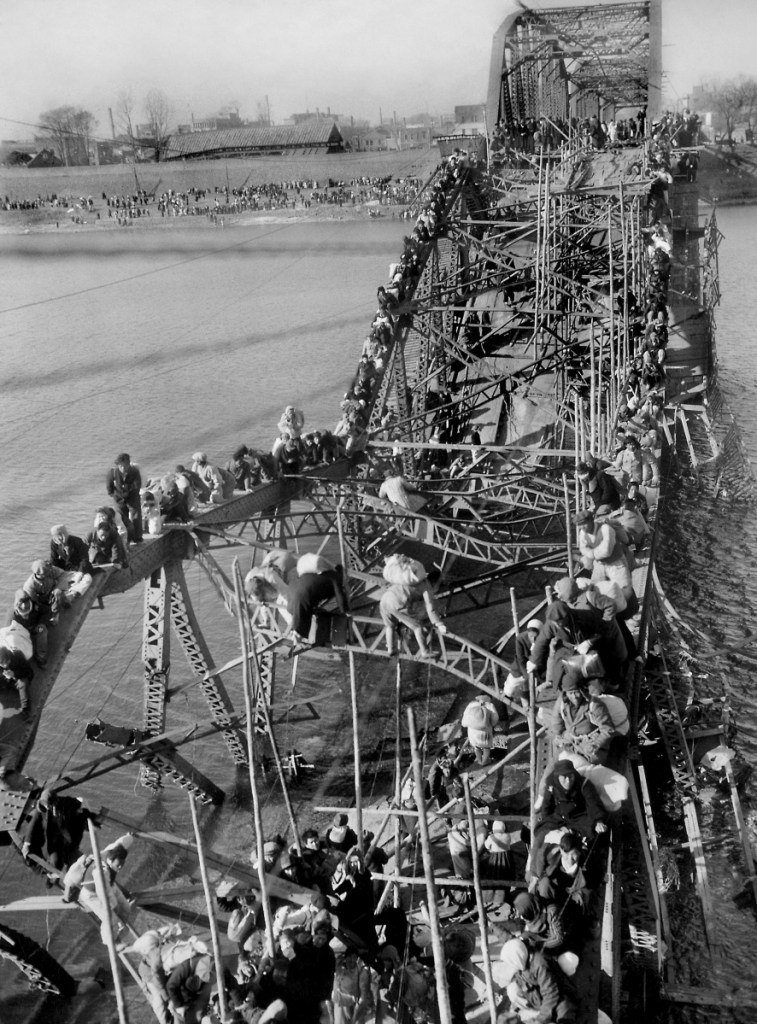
[
  {"xmin": 697, "ymin": 143, "xmax": 757, "ymax": 205},
  {"xmin": 0, "ymin": 149, "xmax": 439, "ymax": 234},
  {"xmin": 0, "ymin": 200, "xmax": 405, "ymax": 235}
]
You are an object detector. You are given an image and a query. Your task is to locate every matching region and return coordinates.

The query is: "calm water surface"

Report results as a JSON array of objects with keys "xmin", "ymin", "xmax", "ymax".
[
  {"xmin": 1, "ymin": 206, "xmax": 756, "ymax": 1019},
  {"xmin": 0, "ymin": 217, "xmax": 405, "ymax": 1021}
]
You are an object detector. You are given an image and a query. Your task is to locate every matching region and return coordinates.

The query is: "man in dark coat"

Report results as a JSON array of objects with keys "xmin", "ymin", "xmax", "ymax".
[
  {"xmin": 533, "ymin": 760, "xmax": 608, "ymax": 875},
  {"xmin": 289, "ymin": 566, "xmax": 348, "ymax": 647},
  {"xmin": 527, "ymin": 578, "xmax": 604, "ymax": 681},
  {"xmin": 166, "ymin": 953, "xmax": 213, "ymax": 1024},
  {"xmin": 106, "ymin": 453, "xmax": 142, "ymax": 542}
]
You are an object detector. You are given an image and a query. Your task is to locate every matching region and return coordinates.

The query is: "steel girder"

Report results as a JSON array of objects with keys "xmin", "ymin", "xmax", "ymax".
[
  {"xmin": 141, "ymin": 565, "xmax": 173, "ymax": 789},
  {"xmin": 169, "ymin": 563, "xmax": 248, "ymax": 765}
]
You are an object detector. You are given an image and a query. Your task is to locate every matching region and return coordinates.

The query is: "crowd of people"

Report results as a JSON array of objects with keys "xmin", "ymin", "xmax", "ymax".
[
  {"xmin": 492, "ymin": 105, "xmax": 702, "ymax": 165},
  {"xmin": 0, "ymin": 124, "xmax": 682, "ymax": 1021}
]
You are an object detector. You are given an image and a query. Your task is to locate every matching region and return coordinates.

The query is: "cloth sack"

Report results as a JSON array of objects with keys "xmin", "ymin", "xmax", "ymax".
[
  {"xmin": 0, "ymin": 623, "xmax": 34, "ymax": 661},
  {"xmin": 382, "ymin": 554, "xmax": 426, "ymax": 585},
  {"xmin": 296, "ymin": 552, "xmax": 335, "ymax": 576}
]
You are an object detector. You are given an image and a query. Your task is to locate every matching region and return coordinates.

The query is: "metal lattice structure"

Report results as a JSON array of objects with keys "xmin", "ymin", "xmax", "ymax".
[{"xmin": 487, "ymin": 0, "xmax": 662, "ymax": 127}]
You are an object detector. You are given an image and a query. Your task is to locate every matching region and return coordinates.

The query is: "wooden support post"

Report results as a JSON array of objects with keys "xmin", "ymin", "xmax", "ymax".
[
  {"xmin": 526, "ymin": 672, "xmax": 537, "ymax": 877},
  {"xmin": 336, "ymin": 498, "xmax": 363, "ymax": 857},
  {"xmin": 394, "ymin": 659, "xmax": 403, "ymax": 907},
  {"xmin": 233, "ymin": 560, "xmax": 276, "ymax": 955},
  {"xmin": 563, "ymin": 473, "xmax": 573, "ymax": 577},
  {"xmin": 462, "ymin": 776, "xmax": 498, "ymax": 1024},
  {"xmin": 348, "ymin": 650, "xmax": 364, "ymax": 856},
  {"xmin": 87, "ymin": 820, "xmax": 128, "ymax": 1024},
  {"xmin": 589, "ymin": 317, "xmax": 597, "ymax": 454},
  {"xmin": 189, "ymin": 795, "xmax": 230, "ymax": 1024},
  {"xmin": 573, "ymin": 393, "xmax": 580, "ymax": 512},
  {"xmin": 407, "ymin": 707, "xmax": 452, "ymax": 1024},
  {"xmin": 510, "ymin": 587, "xmax": 520, "ymax": 637}
]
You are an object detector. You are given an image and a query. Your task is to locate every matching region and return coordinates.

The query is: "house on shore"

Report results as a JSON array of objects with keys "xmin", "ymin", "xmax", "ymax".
[{"xmin": 163, "ymin": 122, "xmax": 344, "ymax": 160}]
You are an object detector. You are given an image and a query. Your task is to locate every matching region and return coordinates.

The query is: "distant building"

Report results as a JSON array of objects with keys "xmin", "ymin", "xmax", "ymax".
[
  {"xmin": 27, "ymin": 149, "xmax": 64, "ymax": 168},
  {"xmin": 395, "ymin": 124, "xmax": 432, "ymax": 150},
  {"xmin": 342, "ymin": 126, "xmax": 392, "ymax": 152},
  {"xmin": 191, "ymin": 113, "xmax": 245, "ymax": 132},
  {"xmin": 0, "ymin": 139, "xmax": 38, "ymax": 165},
  {"xmin": 289, "ymin": 109, "xmax": 352, "ymax": 126},
  {"xmin": 455, "ymin": 104, "xmax": 487, "ymax": 125},
  {"xmin": 163, "ymin": 121, "xmax": 345, "ymax": 160}
]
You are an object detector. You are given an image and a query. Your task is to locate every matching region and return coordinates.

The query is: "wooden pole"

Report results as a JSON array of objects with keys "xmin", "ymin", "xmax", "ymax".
[
  {"xmin": 608, "ymin": 202, "xmax": 616, "ymax": 434},
  {"xmin": 336, "ymin": 497, "xmax": 364, "ymax": 857},
  {"xmin": 87, "ymin": 820, "xmax": 128, "ymax": 1024},
  {"xmin": 189, "ymin": 794, "xmax": 230, "ymax": 1024},
  {"xmin": 563, "ymin": 473, "xmax": 574, "ymax": 576},
  {"xmin": 526, "ymin": 670, "xmax": 538, "ymax": 880},
  {"xmin": 510, "ymin": 586, "xmax": 520, "ymax": 637},
  {"xmin": 394, "ymin": 659, "xmax": 403, "ymax": 907},
  {"xmin": 462, "ymin": 776, "xmax": 498, "ymax": 1024},
  {"xmin": 233, "ymin": 559, "xmax": 276, "ymax": 956},
  {"xmin": 348, "ymin": 650, "xmax": 364, "ymax": 856},
  {"xmin": 238, "ymin": 564, "xmax": 302, "ymax": 856},
  {"xmin": 589, "ymin": 318, "xmax": 597, "ymax": 453},
  {"xmin": 407, "ymin": 707, "xmax": 453, "ymax": 1024},
  {"xmin": 573, "ymin": 393, "xmax": 580, "ymax": 511}
]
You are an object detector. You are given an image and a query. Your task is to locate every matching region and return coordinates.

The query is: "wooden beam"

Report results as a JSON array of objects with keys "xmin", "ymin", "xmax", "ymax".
[{"xmin": 661, "ymin": 984, "xmax": 757, "ymax": 1009}]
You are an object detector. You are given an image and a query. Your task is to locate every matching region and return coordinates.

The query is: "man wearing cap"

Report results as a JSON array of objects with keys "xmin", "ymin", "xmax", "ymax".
[
  {"xmin": 576, "ymin": 460, "xmax": 621, "ymax": 511},
  {"xmin": 106, "ymin": 453, "xmax": 142, "ymax": 543},
  {"xmin": 527, "ymin": 578, "xmax": 604, "ymax": 683},
  {"xmin": 325, "ymin": 813, "xmax": 358, "ymax": 855},
  {"xmin": 9, "ymin": 588, "xmax": 50, "ymax": 666},
  {"xmin": 191, "ymin": 452, "xmax": 226, "ymax": 505},
  {"xmin": 512, "ymin": 891, "xmax": 566, "ymax": 952},
  {"xmin": 167, "ymin": 953, "xmax": 213, "ymax": 1023},
  {"xmin": 49, "ymin": 525, "xmax": 93, "ymax": 600},
  {"xmin": 550, "ymin": 677, "xmax": 615, "ymax": 765}
]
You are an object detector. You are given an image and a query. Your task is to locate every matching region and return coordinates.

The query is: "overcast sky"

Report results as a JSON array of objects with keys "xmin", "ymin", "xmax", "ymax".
[{"xmin": 1, "ymin": 0, "xmax": 754, "ymax": 140}]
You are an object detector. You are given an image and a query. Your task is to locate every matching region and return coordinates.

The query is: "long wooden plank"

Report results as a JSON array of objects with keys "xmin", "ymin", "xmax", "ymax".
[
  {"xmin": 724, "ymin": 756, "xmax": 757, "ymax": 909},
  {"xmin": 103, "ymin": 809, "xmax": 314, "ymax": 906},
  {"xmin": 662, "ymin": 984, "xmax": 757, "ymax": 1009},
  {"xmin": 682, "ymin": 797, "xmax": 721, "ymax": 960}
]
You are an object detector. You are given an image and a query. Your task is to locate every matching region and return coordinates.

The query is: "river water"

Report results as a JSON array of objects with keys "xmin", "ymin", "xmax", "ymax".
[{"xmin": 0, "ymin": 206, "xmax": 756, "ymax": 1019}]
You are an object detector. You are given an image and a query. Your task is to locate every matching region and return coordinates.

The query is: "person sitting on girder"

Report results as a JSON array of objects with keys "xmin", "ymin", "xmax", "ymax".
[
  {"xmin": 49, "ymin": 524, "xmax": 93, "ymax": 601},
  {"xmin": 497, "ymin": 937, "xmax": 576, "ymax": 1024},
  {"xmin": 549, "ymin": 677, "xmax": 616, "ymax": 768},
  {"xmin": 526, "ymin": 577, "xmax": 605, "ymax": 686},
  {"xmin": 531, "ymin": 759, "xmax": 608, "ymax": 879},
  {"xmin": 8, "ymin": 590, "xmax": 49, "ymax": 668},
  {"xmin": 576, "ymin": 459, "xmax": 621, "ymax": 511},
  {"xmin": 0, "ymin": 643, "xmax": 34, "ymax": 718},
  {"xmin": 86, "ymin": 520, "xmax": 129, "ymax": 570}
]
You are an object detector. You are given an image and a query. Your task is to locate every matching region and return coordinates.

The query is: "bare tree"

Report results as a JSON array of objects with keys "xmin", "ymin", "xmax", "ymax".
[
  {"xmin": 737, "ymin": 77, "xmax": 757, "ymax": 133},
  {"xmin": 38, "ymin": 106, "xmax": 97, "ymax": 166},
  {"xmin": 255, "ymin": 98, "xmax": 271, "ymax": 127},
  {"xmin": 144, "ymin": 88, "xmax": 173, "ymax": 160},
  {"xmin": 114, "ymin": 89, "xmax": 136, "ymax": 142},
  {"xmin": 698, "ymin": 75, "xmax": 757, "ymax": 144}
]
